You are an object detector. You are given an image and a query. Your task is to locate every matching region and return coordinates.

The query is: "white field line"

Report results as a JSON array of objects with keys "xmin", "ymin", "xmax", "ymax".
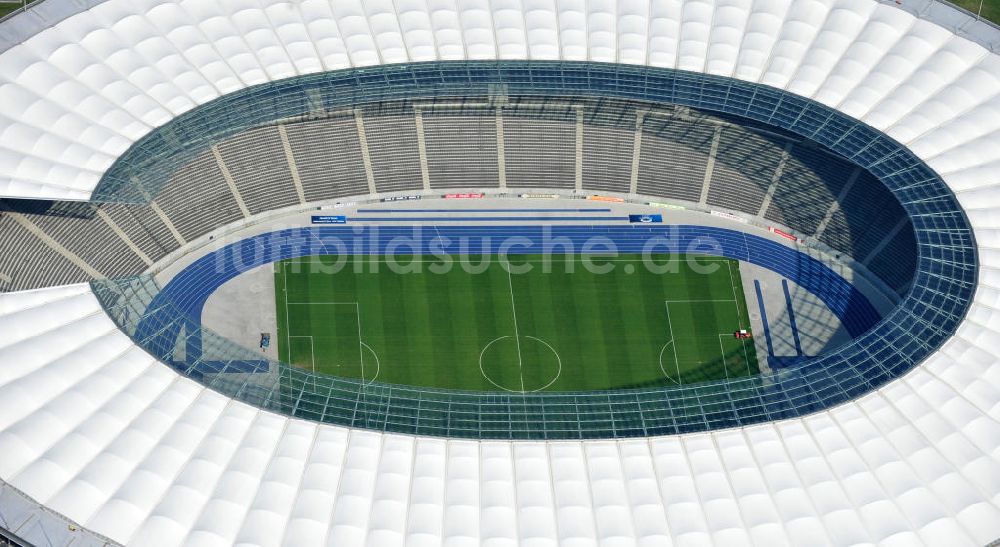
[
  {"xmin": 666, "ymin": 287, "xmax": 748, "ymax": 383},
  {"xmin": 355, "ymin": 301, "xmax": 365, "ymax": 384},
  {"xmin": 717, "ymin": 334, "xmax": 732, "ymax": 382},
  {"xmin": 360, "ymin": 342, "xmax": 380, "ymax": 384},
  {"xmin": 726, "ymin": 260, "xmax": 753, "ymax": 373},
  {"xmin": 507, "ymin": 269, "xmax": 526, "ymax": 393},
  {"xmin": 525, "ymin": 336, "xmax": 562, "ymax": 392},
  {"xmin": 305, "ymin": 229, "xmax": 335, "ymax": 256},
  {"xmin": 282, "ymin": 256, "xmax": 737, "ymax": 265},
  {"xmin": 285, "ymin": 299, "xmax": 363, "ymax": 379},
  {"xmin": 663, "ymin": 302, "xmax": 682, "ymax": 383},
  {"xmin": 726, "ymin": 261, "xmax": 744, "ymax": 327},
  {"xmin": 664, "ymin": 299, "xmax": 736, "ymax": 303},
  {"xmin": 478, "ymin": 336, "xmax": 516, "ymax": 392},
  {"xmin": 657, "ymin": 341, "xmax": 681, "ymax": 385},
  {"xmin": 282, "ymin": 255, "xmax": 750, "ymax": 383},
  {"xmin": 283, "ymin": 266, "xmax": 291, "ymax": 365},
  {"xmin": 726, "ymin": 261, "xmax": 739, "ymax": 303},
  {"xmin": 286, "ymin": 302, "xmax": 361, "ymax": 305},
  {"xmin": 310, "ymin": 336, "xmax": 315, "ymax": 373}
]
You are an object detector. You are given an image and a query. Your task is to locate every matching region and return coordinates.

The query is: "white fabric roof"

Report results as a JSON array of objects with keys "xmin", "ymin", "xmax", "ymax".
[
  {"xmin": 0, "ymin": 0, "xmax": 998, "ymax": 202},
  {"xmin": 1, "ymin": 284, "xmax": 998, "ymax": 546},
  {"xmin": 0, "ymin": 0, "xmax": 999, "ymax": 545}
]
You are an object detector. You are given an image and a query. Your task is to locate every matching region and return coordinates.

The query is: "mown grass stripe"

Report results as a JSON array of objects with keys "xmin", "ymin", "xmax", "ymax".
[{"xmin": 273, "ymin": 253, "xmax": 759, "ymax": 391}]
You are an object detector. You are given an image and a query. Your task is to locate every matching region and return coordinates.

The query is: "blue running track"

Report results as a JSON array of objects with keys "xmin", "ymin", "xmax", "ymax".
[
  {"xmin": 753, "ymin": 280, "xmax": 775, "ymax": 357},
  {"xmin": 136, "ymin": 225, "xmax": 881, "ymax": 373},
  {"xmin": 355, "ymin": 208, "xmax": 613, "ymax": 213},
  {"xmin": 349, "ymin": 216, "xmax": 629, "ymax": 222},
  {"xmin": 782, "ymin": 279, "xmax": 804, "ymax": 356}
]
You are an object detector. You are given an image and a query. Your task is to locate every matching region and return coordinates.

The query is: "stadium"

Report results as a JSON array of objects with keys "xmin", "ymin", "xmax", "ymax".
[{"xmin": 0, "ymin": 0, "xmax": 998, "ymax": 545}]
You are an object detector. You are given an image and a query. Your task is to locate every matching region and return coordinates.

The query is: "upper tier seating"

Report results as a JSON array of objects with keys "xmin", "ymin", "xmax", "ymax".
[
  {"xmin": 867, "ymin": 226, "xmax": 919, "ymax": 294},
  {"xmin": 422, "ymin": 108, "xmax": 500, "ymax": 189},
  {"xmin": 705, "ymin": 127, "xmax": 785, "ymax": 214},
  {"xmin": 637, "ymin": 112, "xmax": 714, "ymax": 203},
  {"xmin": 0, "ymin": 213, "xmax": 89, "ymax": 289},
  {"xmin": 100, "ymin": 203, "xmax": 178, "ymax": 260},
  {"xmin": 581, "ymin": 101, "xmax": 635, "ymax": 193},
  {"xmin": 148, "ymin": 150, "xmax": 244, "ymax": 243},
  {"xmin": 215, "ymin": 126, "xmax": 300, "ymax": 214},
  {"xmin": 361, "ymin": 103, "xmax": 424, "ymax": 195},
  {"xmin": 504, "ymin": 106, "xmax": 577, "ymax": 189},
  {"xmin": 820, "ymin": 171, "xmax": 906, "ymax": 260},
  {"xmin": 764, "ymin": 145, "xmax": 855, "ymax": 234},
  {"xmin": 283, "ymin": 115, "xmax": 370, "ymax": 201},
  {"xmin": 1, "ymin": 100, "xmax": 916, "ymax": 300}
]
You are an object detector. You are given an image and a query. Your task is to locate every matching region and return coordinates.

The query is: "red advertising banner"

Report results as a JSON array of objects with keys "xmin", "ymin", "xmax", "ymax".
[
  {"xmin": 444, "ymin": 193, "xmax": 484, "ymax": 199},
  {"xmin": 587, "ymin": 195, "xmax": 625, "ymax": 203},
  {"xmin": 769, "ymin": 226, "xmax": 801, "ymax": 242}
]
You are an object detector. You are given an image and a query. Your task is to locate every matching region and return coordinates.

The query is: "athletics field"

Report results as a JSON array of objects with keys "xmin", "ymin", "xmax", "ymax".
[{"xmin": 274, "ymin": 253, "xmax": 759, "ymax": 392}]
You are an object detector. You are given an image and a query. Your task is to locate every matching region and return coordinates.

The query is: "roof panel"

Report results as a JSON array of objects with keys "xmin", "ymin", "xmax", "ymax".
[{"xmin": 0, "ymin": 0, "xmax": 998, "ymax": 543}]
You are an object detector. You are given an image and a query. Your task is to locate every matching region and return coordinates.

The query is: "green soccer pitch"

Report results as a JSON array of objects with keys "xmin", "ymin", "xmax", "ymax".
[{"xmin": 274, "ymin": 254, "xmax": 759, "ymax": 392}]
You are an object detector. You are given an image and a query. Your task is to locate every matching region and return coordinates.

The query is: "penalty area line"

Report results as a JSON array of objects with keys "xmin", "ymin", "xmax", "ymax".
[
  {"xmin": 663, "ymin": 302, "xmax": 682, "ymax": 386},
  {"xmin": 716, "ymin": 334, "xmax": 733, "ymax": 383}
]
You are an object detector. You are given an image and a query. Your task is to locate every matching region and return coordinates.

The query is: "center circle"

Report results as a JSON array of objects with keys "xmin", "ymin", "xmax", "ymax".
[{"xmin": 478, "ymin": 336, "xmax": 562, "ymax": 393}]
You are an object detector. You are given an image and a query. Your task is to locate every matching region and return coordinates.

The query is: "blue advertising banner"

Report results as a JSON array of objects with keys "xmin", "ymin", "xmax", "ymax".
[
  {"xmin": 628, "ymin": 214, "xmax": 663, "ymax": 223},
  {"xmin": 311, "ymin": 215, "xmax": 347, "ymax": 224}
]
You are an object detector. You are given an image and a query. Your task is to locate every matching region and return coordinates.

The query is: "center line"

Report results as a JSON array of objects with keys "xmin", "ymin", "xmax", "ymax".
[{"xmin": 507, "ymin": 267, "xmax": 526, "ymax": 393}]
